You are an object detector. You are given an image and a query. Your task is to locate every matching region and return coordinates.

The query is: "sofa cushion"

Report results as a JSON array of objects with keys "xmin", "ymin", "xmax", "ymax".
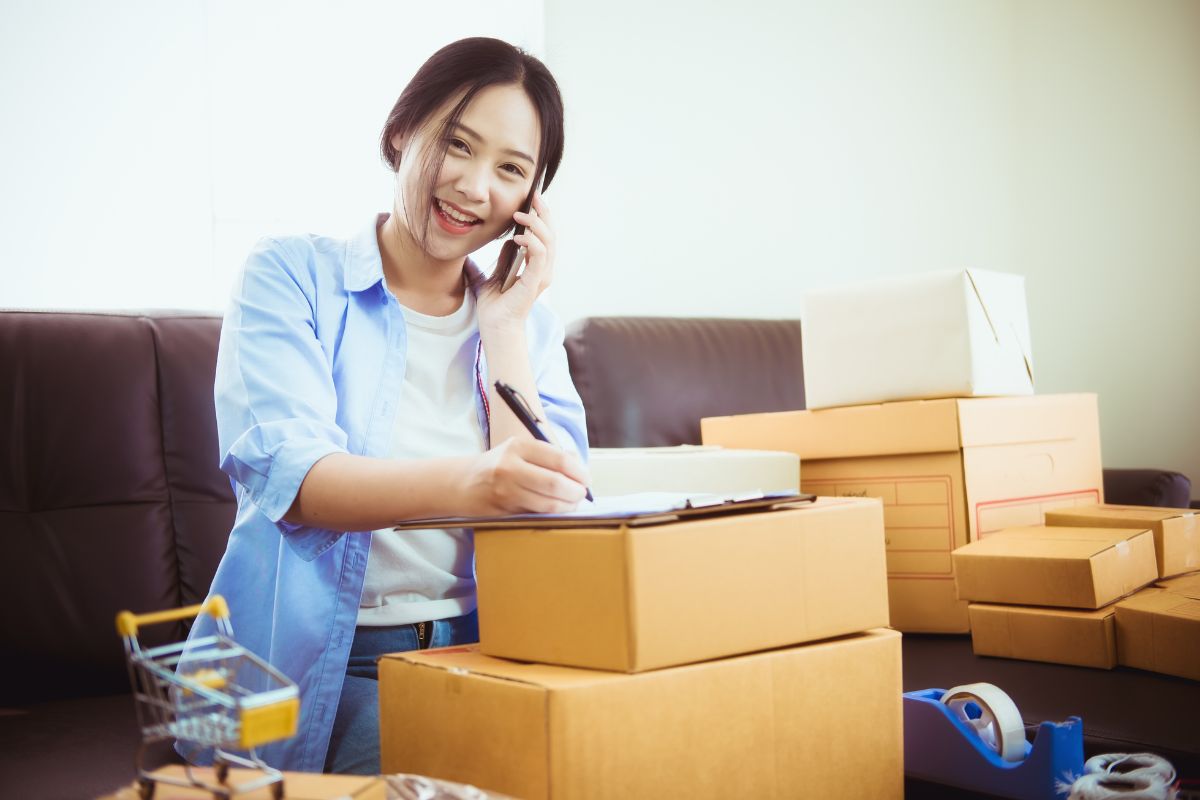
[
  {"xmin": 148, "ymin": 316, "xmax": 237, "ymax": 606},
  {"xmin": 0, "ymin": 311, "xmax": 234, "ymax": 704}
]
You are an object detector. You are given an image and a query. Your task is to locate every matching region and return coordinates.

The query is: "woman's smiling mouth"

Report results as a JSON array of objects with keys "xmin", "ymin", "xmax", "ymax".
[{"xmin": 432, "ymin": 198, "xmax": 482, "ymax": 234}]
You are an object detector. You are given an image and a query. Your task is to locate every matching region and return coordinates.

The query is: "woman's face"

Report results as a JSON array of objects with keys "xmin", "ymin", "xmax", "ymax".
[{"xmin": 393, "ymin": 83, "xmax": 541, "ymax": 263}]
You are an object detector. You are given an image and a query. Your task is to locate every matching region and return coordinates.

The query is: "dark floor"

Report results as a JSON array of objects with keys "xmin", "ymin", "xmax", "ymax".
[{"xmin": 3, "ymin": 633, "xmax": 1198, "ymax": 799}]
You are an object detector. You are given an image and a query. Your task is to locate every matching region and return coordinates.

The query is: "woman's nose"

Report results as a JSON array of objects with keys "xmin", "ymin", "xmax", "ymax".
[{"xmin": 453, "ymin": 163, "xmax": 489, "ymax": 203}]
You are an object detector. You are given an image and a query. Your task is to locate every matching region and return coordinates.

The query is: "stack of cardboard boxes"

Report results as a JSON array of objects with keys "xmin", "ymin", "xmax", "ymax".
[
  {"xmin": 957, "ymin": 505, "xmax": 1199, "ymax": 676},
  {"xmin": 377, "ymin": 496, "xmax": 904, "ymax": 798},
  {"xmin": 702, "ymin": 267, "xmax": 1199, "ymax": 684},
  {"xmin": 702, "ymin": 269, "xmax": 1107, "ymax": 634}
]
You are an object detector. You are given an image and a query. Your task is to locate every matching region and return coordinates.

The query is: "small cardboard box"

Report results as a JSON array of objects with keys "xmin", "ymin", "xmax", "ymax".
[
  {"xmin": 475, "ymin": 497, "xmax": 888, "ymax": 672},
  {"xmin": 98, "ymin": 768, "xmax": 385, "ymax": 799},
  {"xmin": 1115, "ymin": 587, "xmax": 1200, "ymax": 681},
  {"xmin": 380, "ymin": 631, "xmax": 903, "ymax": 800},
  {"xmin": 702, "ymin": 393, "xmax": 1103, "ymax": 632},
  {"xmin": 587, "ymin": 445, "xmax": 799, "ymax": 496},
  {"xmin": 800, "ymin": 268, "xmax": 1034, "ymax": 410},
  {"xmin": 968, "ymin": 602, "xmax": 1117, "ymax": 668},
  {"xmin": 1045, "ymin": 504, "xmax": 1200, "ymax": 578},
  {"xmin": 952, "ymin": 526, "xmax": 1157, "ymax": 609}
]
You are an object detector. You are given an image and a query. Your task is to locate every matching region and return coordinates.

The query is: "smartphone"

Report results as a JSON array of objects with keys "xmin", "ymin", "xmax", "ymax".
[{"xmin": 495, "ymin": 175, "xmax": 543, "ymax": 292}]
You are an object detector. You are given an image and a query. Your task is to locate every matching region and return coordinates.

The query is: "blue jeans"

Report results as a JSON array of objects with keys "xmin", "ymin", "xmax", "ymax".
[{"xmin": 323, "ymin": 609, "xmax": 479, "ymax": 775}]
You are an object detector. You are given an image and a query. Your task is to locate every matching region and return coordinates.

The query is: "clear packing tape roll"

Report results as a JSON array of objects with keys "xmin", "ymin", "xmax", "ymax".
[
  {"xmin": 941, "ymin": 682, "xmax": 1028, "ymax": 763},
  {"xmin": 1068, "ymin": 753, "xmax": 1178, "ymax": 800}
]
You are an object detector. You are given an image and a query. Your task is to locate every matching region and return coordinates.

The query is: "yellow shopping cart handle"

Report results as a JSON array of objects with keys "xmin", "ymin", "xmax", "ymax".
[{"xmin": 115, "ymin": 595, "xmax": 230, "ymax": 638}]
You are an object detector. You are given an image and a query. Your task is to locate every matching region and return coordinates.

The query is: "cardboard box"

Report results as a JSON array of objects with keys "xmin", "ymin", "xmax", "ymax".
[
  {"xmin": 800, "ymin": 268, "xmax": 1034, "ymax": 409},
  {"xmin": 1157, "ymin": 570, "xmax": 1200, "ymax": 594},
  {"xmin": 953, "ymin": 526, "xmax": 1157, "ymax": 609},
  {"xmin": 587, "ymin": 445, "xmax": 799, "ymax": 496},
  {"xmin": 98, "ymin": 767, "xmax": 384, "ymax": 799},
  {"xmin": 967, "ymin": 602, "xmax": 1117, "ymax": 668},
  {"xmin": 380, "ymin": 631, "xmax": 903, "ymax": 800},
  {"xmin": 1115, "ymin": 587, "xmax": 1200, "ymax": 681},
  {"xmin": 1045, "ymin": 504, "xmax": 1200, "ymax": 578},
  {"xmin": 474, "ymin": 497, "xmax": 889, "ymax": 672},
  {"xmin": 701, "ymin": 393, "xmax": 1103, "ymax": 632}
]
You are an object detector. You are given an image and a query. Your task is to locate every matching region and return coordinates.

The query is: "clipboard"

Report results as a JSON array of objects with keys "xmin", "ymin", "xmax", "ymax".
[{"xmin": 391, "ymin": 491, "xmax": 817, "ymax": 531}]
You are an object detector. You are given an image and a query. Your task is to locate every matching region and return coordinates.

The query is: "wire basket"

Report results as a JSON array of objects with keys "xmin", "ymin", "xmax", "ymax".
[{"xmin": 116, "ymin": 595, "xmax": 298, "ymax": 799}]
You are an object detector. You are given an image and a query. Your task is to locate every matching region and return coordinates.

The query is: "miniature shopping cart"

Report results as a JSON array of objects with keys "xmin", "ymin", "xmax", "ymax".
[{"xmin": 116, "ymin": 595, "xmax": 299, "ymax": 799}]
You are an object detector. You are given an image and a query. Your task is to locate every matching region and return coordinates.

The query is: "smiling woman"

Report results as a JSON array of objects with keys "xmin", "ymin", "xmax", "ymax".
[{"xmin": 180, "ymin": 37, "xmax": 589, "ymax": 778}]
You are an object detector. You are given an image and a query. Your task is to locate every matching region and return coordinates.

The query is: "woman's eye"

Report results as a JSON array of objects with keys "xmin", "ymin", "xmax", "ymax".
[
  {"xmin": 448, "ymin": 138, "xmax": 469, "ymax": 152},
  {"xmin": 501, "ymin": 164, "xmax": 525, "ymax": 177}
]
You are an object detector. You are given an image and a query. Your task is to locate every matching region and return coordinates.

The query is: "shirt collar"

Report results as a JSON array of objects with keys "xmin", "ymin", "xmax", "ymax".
[
  {"xmin": 344, "ymin": 212, "xmax": 488, "ymax": 296},
  {"xmin": 343, "ymin": 213, "xmax": 388, "ymax": 293}
]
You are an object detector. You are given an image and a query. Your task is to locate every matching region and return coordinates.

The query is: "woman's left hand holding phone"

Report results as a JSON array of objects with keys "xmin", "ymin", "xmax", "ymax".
[{"xmin": 476, "ymin": 191, "xmax": 556, "ymax": 336}]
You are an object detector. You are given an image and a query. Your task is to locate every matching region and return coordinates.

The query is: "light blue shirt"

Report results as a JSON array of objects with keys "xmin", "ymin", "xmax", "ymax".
[{"xmin": 186, "ymin": 214, "xmax": 588, "ymax": 772}]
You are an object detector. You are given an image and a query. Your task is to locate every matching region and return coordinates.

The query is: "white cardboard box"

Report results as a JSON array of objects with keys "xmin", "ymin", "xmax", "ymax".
[
  {"xmin": 587, "ymin": 445, "xmax": 799, "ymax": 496},
  {"xmin": 801, "ymin": 269, "xmax": 1034, "ymax": 409}
]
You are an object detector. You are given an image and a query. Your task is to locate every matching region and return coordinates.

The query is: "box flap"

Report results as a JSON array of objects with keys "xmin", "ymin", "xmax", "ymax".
[
  {"xmin": 1049, "ymin": 504, "xmax": 1195, "ymax": 524},
  {"xmin": 1157, "ymin": 572, "xmax": 1200, "ymax": 596},
  {"xmin": 963, "ymin": 269, "xmax": 1035, "ymax": 392},
  {"xmin": 956, "ymin": 526, "xmax": 1149, "ymax": 559},
  {"xmin": 383, "ymin": 646, "xmax": 635, "ymax": 689},
  {"xmin": 955, "ymin": 394, "xmax": 1098, "ymax": 448},
  {"xmin": 1119, "ymin": 587, "xmax": 1200, "ymax": 615},
  {"xmin": 968, "ymin": 602, "xmax": 1115, "ymax": 621},
  {"xmin": 703, "ymin": 400, "xmax": 963, "ymax": 459}
]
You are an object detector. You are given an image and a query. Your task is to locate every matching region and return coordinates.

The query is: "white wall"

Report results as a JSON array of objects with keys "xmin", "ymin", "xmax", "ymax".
[
  {"xmin": 1011, "ymin": 1, "xmax": 1200, "ymax": 495},
  {"xmin": 1, "ymin": 0, "xmax": 544, "ymax": 311},
  {"xmin": 545, "ymin": 0, "xmax": 1200, "ymax": 490},
  {"xmin": 3, "ymin": 1, "xmax": 1198, "ymax": 488}
]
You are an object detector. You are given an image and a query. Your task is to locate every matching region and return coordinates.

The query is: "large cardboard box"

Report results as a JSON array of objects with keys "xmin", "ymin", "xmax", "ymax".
[
  {"xmin": 587, "ymin": 445, "xmax": 799, "ymax": 496},
  {"xmin": 1045, "ymin": 504, "xmax": 1200, "ymax": 578},
  {"xmin": 475, "ymin": 497, "xmax": 888, "ymax": 672},
  {"xmin": 1115, "ymin": 587, "xmax": 1200, "ymax": 681},
  {"xmin": 953, "ymin": 526, "xmax": 1157, "ymax": 609},
  {"xmin": 967, "ymin": 602, "xmax": 1117, "ymax": 668},
  {"xmin": 380, "ymin": 631, "xmax": 903, "ymax": 800},
  {"xmin": 701, "ymin": 393, "xmax": 1103, "ymax": 632},
  {"xmin": 98, "ymin": 768, "xmax": 385, "ymax": 799},
  {"xmin": 800, "ymin": 268, "xmax": 1034, "ymax": 409}
]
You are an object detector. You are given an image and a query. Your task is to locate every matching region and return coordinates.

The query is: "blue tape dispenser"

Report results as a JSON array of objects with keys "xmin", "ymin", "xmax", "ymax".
[{"xmin": 904, "ymin": 683, "xmax": 1085, "ymax": 799}]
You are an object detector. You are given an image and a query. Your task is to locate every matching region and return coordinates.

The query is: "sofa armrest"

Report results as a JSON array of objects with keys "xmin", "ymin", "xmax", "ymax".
[{"xmin": 1103, "ymin": 468, "xmax": 1192, "ymax": 508}]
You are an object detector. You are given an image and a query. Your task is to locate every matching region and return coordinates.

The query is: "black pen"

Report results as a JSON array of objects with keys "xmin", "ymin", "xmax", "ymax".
[{"xmin": 494, "ymin": 380, "xmax": 593, "ymax": 502}]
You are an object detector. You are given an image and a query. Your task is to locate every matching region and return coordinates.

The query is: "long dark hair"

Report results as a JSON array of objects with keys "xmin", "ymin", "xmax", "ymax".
[{"xmin": 380, "ymin": 38, "xmax": 565, "ymax": 274}]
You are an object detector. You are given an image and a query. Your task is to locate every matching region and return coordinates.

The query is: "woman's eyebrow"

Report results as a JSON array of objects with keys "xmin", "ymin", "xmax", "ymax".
[{"xmin": 452, "ymin": 122, "xmax": 535, "ymax": 165}]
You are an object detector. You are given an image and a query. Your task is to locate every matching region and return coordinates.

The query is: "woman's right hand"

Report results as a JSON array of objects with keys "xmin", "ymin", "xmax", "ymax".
[{"xmin": 459, "ymin": 438, "xmax": 590, "ymax": 516}]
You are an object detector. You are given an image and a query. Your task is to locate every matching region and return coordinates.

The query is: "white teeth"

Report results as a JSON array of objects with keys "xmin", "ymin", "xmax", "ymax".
[{"xmin": 436, "ymin": 199, "xmax": 479, "ymax": 224}]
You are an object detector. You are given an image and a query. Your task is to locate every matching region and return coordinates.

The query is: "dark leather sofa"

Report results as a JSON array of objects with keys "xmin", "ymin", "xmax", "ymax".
[{"xmin": 0, "ymin": 310, "xmax": 1195, "ymax": 799}]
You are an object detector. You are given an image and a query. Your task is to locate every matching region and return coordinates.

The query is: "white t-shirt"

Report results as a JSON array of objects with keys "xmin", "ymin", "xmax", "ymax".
[{"xmin": 357, "ymin": 288, "xmax": 485, "ymax": 626}]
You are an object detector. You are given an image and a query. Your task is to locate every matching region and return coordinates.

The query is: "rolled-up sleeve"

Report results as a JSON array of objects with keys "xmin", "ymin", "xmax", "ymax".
[
  {"xmin": 215, "ymin": 237, "xmax": 349, "ymax": 538},
  {"xmin": 531, "ymin": 309, "xmax": 589, "ymax": 464}
]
